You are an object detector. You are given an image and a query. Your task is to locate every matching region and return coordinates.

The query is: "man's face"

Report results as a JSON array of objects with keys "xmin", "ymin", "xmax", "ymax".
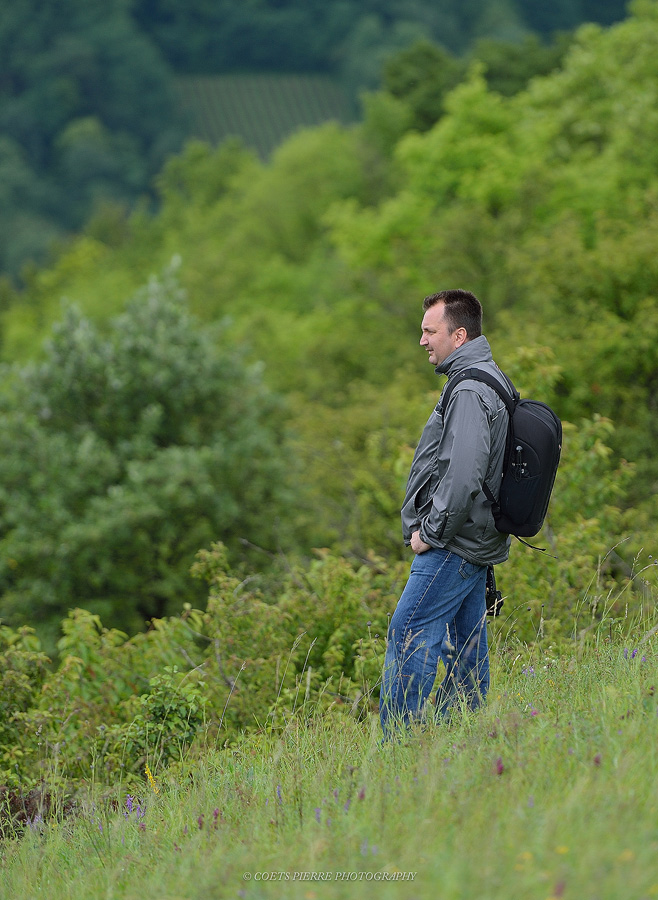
[{"xmin": 420, "ymin": 302, "xmax": 465, "ymax": 366}]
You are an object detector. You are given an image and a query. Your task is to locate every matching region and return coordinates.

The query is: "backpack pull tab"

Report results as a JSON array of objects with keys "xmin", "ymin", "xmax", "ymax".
[{"xmin": 513, "ymin": 445, "xmax": 526, "ymax": 481}]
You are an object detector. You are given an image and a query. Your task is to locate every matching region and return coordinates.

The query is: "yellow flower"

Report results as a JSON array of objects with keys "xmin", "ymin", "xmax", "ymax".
[{"xmin": 145, "ymin": 763, "xmax": 160, "ymax": 795}]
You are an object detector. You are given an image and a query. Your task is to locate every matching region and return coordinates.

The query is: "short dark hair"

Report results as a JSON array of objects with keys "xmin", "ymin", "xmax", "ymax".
[{"xmin": 423, "ymin": 289, "xmax": 482, "ymax": 339}]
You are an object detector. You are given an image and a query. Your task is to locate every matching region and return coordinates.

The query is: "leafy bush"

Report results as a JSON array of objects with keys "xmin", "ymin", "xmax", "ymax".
[{"xmin": 0, "ymin": 263, "xmax": 295, "ymax": 647}]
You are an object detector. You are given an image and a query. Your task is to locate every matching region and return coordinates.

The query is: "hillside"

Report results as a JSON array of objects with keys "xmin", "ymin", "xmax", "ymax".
[
  {"xmin": 176, "ymin": 75, "xmax": 356, "ymax": 159},
  {"xmin": 1, "ymin": 4, "xmax": 658, "ymax": 658}
]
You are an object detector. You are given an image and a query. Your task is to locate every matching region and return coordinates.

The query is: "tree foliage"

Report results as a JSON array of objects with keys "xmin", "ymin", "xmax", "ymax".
[
  {"xmin": 0, "ymin": 0, "xmax": 183, "ymax": 277},
  {"xmin": 130, "ymin": 0, "xmax": 627, "ymax": 79},
  {"xmin": 1, "ymin": 3, "xmax": 658, "ymax": 653},
  {"xmin": 0, "ymin": 263, "xmax": 294, "ymax": 648},
  {"xmin": 0, "ymin": 0, "xmax": 632, "ymax": 278}
]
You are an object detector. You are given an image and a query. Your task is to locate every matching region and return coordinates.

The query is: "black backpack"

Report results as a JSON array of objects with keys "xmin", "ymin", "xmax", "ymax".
[{"xmin": 441, "ymin": 367, "xmax": 562, "ymax": 541}]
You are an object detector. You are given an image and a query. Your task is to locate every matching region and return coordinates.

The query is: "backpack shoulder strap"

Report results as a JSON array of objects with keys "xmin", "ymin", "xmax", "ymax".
[
  {"xmin": 438, "ymin": 366, "xmax": 518, "ymax": 509},
  {"xmin": 439, "ymin": 366, "xmax": 518, "ymax": 416}
]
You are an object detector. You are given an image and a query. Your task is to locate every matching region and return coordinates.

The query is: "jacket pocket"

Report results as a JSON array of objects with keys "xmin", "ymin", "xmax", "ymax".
[{"xmin": 413, "ymin": 475, "xmax": 434, "ymax": 514}]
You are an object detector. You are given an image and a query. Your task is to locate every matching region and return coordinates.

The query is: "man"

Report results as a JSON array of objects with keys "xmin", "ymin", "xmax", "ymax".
[{"xmin": 380, "ymin": 289, "xmax": 511, "ymax": 736}]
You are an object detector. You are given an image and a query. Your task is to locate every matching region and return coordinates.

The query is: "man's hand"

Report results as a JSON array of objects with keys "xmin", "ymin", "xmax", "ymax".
[{"xmin": 411, "ymin": 530, "xmax": 431, "ymax": 554}]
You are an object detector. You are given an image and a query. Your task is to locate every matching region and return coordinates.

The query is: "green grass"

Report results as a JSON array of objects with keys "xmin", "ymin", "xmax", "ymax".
[{"xmin": 1, "ymin": 627, "xmax": 657, "ymax": 899}]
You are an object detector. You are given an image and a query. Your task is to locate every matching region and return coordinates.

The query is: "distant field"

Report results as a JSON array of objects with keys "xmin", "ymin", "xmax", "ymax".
[{"xmin": 175, "ymin": 74, "xmax": 357, "ymax": 158}]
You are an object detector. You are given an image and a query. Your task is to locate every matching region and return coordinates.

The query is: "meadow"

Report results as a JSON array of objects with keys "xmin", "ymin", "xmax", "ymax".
[
  {"xmin": 3, "ymin": 8, "xmax": 658, "ymax": 897},
  {"xmin": 2, "ymin": 606, "xmax": 657, "ymax": 900}
]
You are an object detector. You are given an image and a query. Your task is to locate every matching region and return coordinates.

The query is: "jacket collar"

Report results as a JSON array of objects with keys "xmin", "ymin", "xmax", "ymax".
[{"xmin": 435, "ymin": 335, "xmax": 493, "ymax": 377}]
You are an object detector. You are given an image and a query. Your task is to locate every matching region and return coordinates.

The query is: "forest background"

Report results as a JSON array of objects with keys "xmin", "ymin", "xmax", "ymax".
[{"xmin": 2, "ymin": 0, "xmax": 658, "ymax": 789}]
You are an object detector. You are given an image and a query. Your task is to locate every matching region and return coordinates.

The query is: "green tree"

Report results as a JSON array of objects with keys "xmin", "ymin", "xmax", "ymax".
[
  {"xmin": 381, "ymin": 39, "xmax": 466, "ymax": 131},
  {"xmin": 0, "ymin": 263, "xmax": 294, "ymax": 649},
  {"xmin": 517, "ymin": 0, "xmax": 627, "ymax": 36},
  {"xmin": 0, "ymin": 0, "xmax": 182, "ymax": 277},
  {"xmin": 379, "ymin": 32, "xmax": 573, "ymax": 135}
]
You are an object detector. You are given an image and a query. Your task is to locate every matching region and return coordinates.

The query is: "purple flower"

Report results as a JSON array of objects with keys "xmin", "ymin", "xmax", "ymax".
[
  {"xmin": 276, "ymin": 785, "xmax": 283, "ymax": 804},
  {"xmin": 593, "ymin": 753, "xmax": 602, "ymax": 767},
  {"xmin": 315, "ymin": 807, "xmax": 321, "ymax": 823},
  {"xmin": 344, "ymin": 799, "xmax": 351, "ymax": 813},
  {"xmin": 494, "ymin": 757, "xmax": 504, "ymax": 776},
  {"xmin": 358, "ymin": 787, "xmax": 366, "ymax": 801},
  {"xmin": 125, "ymin": 795, "xmax": 134, "ymax": 814}
]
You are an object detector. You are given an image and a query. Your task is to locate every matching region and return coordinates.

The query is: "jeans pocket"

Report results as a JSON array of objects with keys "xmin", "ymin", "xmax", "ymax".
[{"xmin": 458, "ymin": 557, "xmax": 483, "ymax": 580}]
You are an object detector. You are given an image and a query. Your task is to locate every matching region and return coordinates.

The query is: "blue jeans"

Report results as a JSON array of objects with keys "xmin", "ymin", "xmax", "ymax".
[{"xmin": 380, "ymin": 548, "xmax": 489, "ymax": 737}]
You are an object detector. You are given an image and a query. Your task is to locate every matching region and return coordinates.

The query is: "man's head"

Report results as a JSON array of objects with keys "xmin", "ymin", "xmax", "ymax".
[{"xmin": 420, "ymin": 289, "xmax": 482, "ymax": 367}]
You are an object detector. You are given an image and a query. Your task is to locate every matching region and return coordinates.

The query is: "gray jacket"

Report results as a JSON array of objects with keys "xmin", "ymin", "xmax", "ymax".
[{"xmin": 401, "ymin": 335, "xmax": 511, "ymax": 566}]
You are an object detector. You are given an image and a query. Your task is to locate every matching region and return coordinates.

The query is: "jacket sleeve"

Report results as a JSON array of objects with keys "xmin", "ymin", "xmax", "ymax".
[{"xmin": 418, "ymin": 387, "xmax": 492, "ymax": 548}]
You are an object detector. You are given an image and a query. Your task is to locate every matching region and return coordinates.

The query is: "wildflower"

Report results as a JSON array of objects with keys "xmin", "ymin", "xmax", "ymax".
[
  {"xmin": 276, "ymin": 785, "xmax": 283, "ymax": 804},
  {"xmin": 358, "ymin": 787, "xmax": 366, "ymax": 801},
  {"xmin": 125, "ymin": 795, "xmax": 134, "ymax": 814},
  {"xmin": 494, "ymin": 757, "xmax": 504, "ymax": 776},
  {"xmin": 593, "ymin": 753, "xmax": 602, "ymax": 766},
  {"xmin": 198, "ymin": 814, "xmax": 204, "ymax": 830},
  {"xmin": 522, "ymin": 666, "xmax": 536, "ymax": 676},
  {"xmin": 138, "ymin": 821, "xmax": 146, "ymax": 832},
  {"xmin": 145, "ymin": 764, "xmax": 160, "ymax": 795},
  {"xmin": 314, "ymin": 807, "xmax": 321, "ymax": 823},
  {"xmin": 343, "ymin": 799, "xmax": 351, "ymax": 813},
  {"xmin": 213, "ymin": 808, "xmax": 220, "ymax": 829}
]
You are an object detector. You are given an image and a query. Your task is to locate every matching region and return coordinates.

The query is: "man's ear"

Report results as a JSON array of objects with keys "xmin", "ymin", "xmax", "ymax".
[{"xmin": 454, "ymin": 327, "xmax": 468, "ymax": 347}]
